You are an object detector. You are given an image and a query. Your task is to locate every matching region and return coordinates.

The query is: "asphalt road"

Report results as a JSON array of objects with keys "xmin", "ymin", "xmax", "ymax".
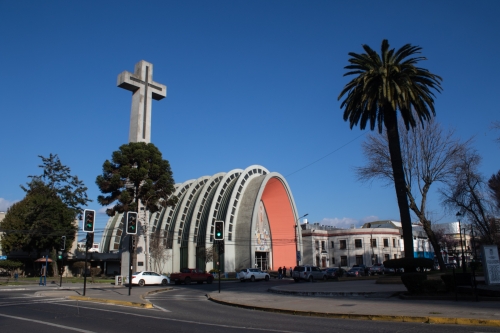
[{"xmin": 0, "ymin": 280, "xmax": 499, "ymax": 332}]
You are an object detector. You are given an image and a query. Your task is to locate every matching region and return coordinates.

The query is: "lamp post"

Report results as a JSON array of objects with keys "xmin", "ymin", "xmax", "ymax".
[
  {"xmin": 295, "ymin": 213, "xmax": 308, "ymax": 267},
  {"xmin": 456, "ymin": 212, "xmax": 466, "ymax": 273}
]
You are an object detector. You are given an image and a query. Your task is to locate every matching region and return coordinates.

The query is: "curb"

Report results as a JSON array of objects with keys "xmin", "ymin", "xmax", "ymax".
[
  {"xmin": 207, "ymin": 294, "xmax": 500, "ymax": 327},
  {"xmin": 68, "ymin": 295, "xmax": 153, "ymax": 309},
  {"xmin": 268, "ymin": 288, "xmax": 398, "ymax": 298}
]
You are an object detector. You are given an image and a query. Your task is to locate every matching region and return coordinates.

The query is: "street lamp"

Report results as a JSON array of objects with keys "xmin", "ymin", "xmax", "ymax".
[
  {"xmin": 295, "ymin": 213, "xmax": 308, "ymax": 267},
  {"xmin": 456, "ymin": 212, "xmax": 466, "ymax": 273}
]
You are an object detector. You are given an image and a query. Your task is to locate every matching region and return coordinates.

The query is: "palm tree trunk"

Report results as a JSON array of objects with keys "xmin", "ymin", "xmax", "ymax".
[{"xmin": 383, "ymin": 109, "xmax": 415, "ymax": 259}]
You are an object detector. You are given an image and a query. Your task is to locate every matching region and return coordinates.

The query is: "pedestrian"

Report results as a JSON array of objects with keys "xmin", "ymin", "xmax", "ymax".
[
  {"xmin": 278, "ymin": 266, "xmax": 282, "ymax": 279},
  {"xmin": 283, "ymin": 266, "xmax": 287, "ymax": 278},
  {"xmin": 289, "ymin": 267, "xmax": 292, "ymax": 277},
  {"xmin": 14, "ymin": 272, "xmax": 18, "ymax": 282}
]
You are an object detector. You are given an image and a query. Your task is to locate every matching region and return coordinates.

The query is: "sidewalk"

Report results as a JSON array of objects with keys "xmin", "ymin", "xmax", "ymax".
[{"xmin": 208, "ymin": 280, "xmax": 500, "ymax": 327}]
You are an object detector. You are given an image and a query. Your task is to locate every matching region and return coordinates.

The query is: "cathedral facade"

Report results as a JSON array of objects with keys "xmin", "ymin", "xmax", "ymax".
[{"xmin": 100, "ymin": 165, "xmax": 302, "ymax": 274}]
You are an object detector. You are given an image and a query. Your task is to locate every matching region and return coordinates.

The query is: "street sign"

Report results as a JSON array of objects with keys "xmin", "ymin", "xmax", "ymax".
[{"xmin": 0, "ymin": 256, "xmax": 7, "ymax": 260}]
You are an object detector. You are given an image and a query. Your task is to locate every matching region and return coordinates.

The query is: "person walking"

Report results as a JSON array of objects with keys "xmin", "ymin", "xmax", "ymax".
[
  {"xmin": 278, "ymin": 266, "xmax": 282, "ymax": 279},
  {"xmin": 289, "ymin": 267, "xmax": 292, "ymax": 278},
  {"xmin": 283, "ymin": 266, "xmax": 287, "ymax": 278}
]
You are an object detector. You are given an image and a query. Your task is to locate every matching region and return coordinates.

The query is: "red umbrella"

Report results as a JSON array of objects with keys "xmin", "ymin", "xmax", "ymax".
[{"xmin": 35, "ymin": 258, "xmax": 53, "ymax": 263}]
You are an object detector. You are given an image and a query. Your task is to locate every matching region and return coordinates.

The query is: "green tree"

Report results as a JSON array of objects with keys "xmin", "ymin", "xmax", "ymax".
[
  {"xmin": 338, "ymin": 39, "xmax": 443, "ymax": 258},
  {"xmin": 21, "ymin": 153, "xmax": 91, "ymax": 216},
  {"xmin": 96, "ymin": 142, "xmax": 177, "ymax": 216},
  {"xmin": 0, "ymin": 181, "xmax": 77, "ymax": 257},
  {"xmin": 0, "ymin": 260, "xmax": 23, "ymax": 277}
]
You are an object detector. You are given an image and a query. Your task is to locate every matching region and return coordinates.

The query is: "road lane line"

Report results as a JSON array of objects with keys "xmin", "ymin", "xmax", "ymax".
[{"xmin": 0, "ymin": 313, "xmax": 96, "ymax": 332}]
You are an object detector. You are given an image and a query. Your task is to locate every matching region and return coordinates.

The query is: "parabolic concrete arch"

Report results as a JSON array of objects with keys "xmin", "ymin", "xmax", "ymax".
[{"xmin": 100, "ymin": 165, "xmax": 302, "ymax": 274}]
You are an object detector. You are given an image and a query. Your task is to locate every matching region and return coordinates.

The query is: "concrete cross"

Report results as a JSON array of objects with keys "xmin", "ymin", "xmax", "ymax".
[{"xmin": 117, "ymin": 60, "xmax": 167, "ymax": 143}]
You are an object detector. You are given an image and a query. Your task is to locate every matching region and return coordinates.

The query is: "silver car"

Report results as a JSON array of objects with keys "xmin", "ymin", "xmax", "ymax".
[{"xmin": 292, "ymin": 265, "xmax": 326, "ymax": 282}]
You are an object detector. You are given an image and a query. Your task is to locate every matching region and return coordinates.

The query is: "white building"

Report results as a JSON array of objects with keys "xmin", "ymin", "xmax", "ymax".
[{"xmin": 300, "ymin": 220, "xmax": 433, "ymax": 268}]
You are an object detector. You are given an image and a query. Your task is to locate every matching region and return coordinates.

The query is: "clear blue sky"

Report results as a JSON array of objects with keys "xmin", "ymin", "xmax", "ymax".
[{"xmin": 1, "ymin": 1, "xmax": 499, "ymax": 239}]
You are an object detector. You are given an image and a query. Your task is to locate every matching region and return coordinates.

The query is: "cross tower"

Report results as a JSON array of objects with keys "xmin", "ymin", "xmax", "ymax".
[{"xmin": 117, "ymin": 60, "xmax": 167, "ymax": 143}]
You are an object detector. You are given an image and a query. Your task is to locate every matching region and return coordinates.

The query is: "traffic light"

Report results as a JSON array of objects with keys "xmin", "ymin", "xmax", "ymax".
[
  {"xmin": 57, "ymin": 251, "xmax": 63, "ymax": 260},
  {"xmin": 126, "ymin": 212, "xmax": 138, "ymax": 234},
  {"xmin": 83, "ymin": 209, "xmax": 95, "ymax": 232},
  {"xmin": 214, "ymin": 220, "xmax": 224, "ymax": 240},
  {"xmin": 60, "ymin": 236, "xmax": 66, "ymax": 251},
  {"xmin": 85, "ymin": 232, "xmax": 94, "ymax": 249}
]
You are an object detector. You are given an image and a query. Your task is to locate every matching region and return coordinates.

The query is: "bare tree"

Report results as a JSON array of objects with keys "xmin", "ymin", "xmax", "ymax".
[
  {"xmin": 441, "ymin": 149, "xmax": 497, "ymax": 244},
  {"xmin": 357, "ymin": 119, "xmax": 468, "ymax": 270},
  {"xmin": 149, "ymin": 232, "xmax": 171, "ymax": 273}
]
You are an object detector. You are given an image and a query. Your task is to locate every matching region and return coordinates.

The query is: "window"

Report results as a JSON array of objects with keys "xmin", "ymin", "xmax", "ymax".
[
  {"xmin": 355, "ymin": 255, "xmax": 363, "ymax": 265},
  {"xmin": 315, "ymin": 241, "xmax": 319, "ymax": 250},
  {"xmin": 394, "ymin": 254, "xmax": 398, "ymax": 259},
  {"xmin": 384, "ymin": 254, "xmax": 390, "ymax": 261},
  {"xmin": 383, "ymin": 239, "xmax": 389, "ymax": 247},
  {"xmin": 340, "ymin": 240, "xmax": 347, "ymax": 249},
  {"xmin": 393, "ymin": 238, "xmax": 396, "ymax": 247},
  {"xmin": 371, "ymin": 239, "xmax": 377, "ymax": 247},
  {"xmin": 341, "ymin": 256, "xmax": 348, "ymax": 266},
  {"xmin": 321, "ymin": 241, "xmax": 326, "ymax": 250},
  {"xmin": 331, "ymin": 257, "xmax": 335, "ymax": 264},
  {"xmin": 355, "ymin": 239, "xmax": 362, "ymax": 248},
  {"xmin": 331, "ymin": 241, "xmax": 334, "ymax": 247}
]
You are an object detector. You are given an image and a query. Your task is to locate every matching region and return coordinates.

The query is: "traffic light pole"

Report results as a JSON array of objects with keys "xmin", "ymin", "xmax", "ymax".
[
  {"xmin": 218, "ymin": 241, "xmax": 221, "ymax": 294},
  {"xmin": 83, "ymin": 242, "xmax": 89, "ymax": 296},
  {"xmin": 128, "ymin": 235, "xmax": 133, "ymax": 296},
  {"xmin": 60, "ymin": 254, "xmax": 64, "ymax": 287}
]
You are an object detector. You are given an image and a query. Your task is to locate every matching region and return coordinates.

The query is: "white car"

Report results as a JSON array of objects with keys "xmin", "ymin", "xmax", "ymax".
[
  {"xmin": 238, "ymin": 268, "xmax": 270, "ymax": 282},
  {"xmin": 129, "ymin": 271, "xmax": 170, "ymax": 286}
]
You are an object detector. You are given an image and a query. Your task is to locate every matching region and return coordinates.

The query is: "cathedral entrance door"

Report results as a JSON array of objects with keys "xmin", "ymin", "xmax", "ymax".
[{"xmin": 255, "ymin": 252, "xmax": 269, "ymax": 270}]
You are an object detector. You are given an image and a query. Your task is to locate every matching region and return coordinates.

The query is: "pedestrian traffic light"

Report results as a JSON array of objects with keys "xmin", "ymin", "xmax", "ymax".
[
  {"xmin": 214, "ymin": 220, "xmax": 224, "ymax": 240},
  {"xmin": 57, "ymin": 251, "xmax": 63, "ymax": 260},
  {"xmin": 85, "ymin": 232, "xmax": 94, "ymax": 249},
  {"xmin": 60, "ymin": 236, "xmax": 66, "ymax": 251},
  {"xmin": 83, "ymin": 209, "xmax": 95, "ymax": 232},
  {"xmin": 126, "ymin": 212, "xmax": 138, "ymax": 234}
]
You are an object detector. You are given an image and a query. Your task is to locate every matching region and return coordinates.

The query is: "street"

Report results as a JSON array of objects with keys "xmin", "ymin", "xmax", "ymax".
[{"xmin": 0, "ymin": 280, "xmax": 499, "ymax": 332}]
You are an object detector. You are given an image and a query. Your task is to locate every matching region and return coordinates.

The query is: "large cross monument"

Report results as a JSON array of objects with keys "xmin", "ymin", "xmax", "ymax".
[
  {"xmin": 117, "ymin": 60, "xmax": 167, "ymax": 143},
  {"xmin": 117, "ymin": 60, "xmax": 166, "ymax": 273}
]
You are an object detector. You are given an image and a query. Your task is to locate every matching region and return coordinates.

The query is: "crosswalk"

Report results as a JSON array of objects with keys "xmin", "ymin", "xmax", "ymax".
[{"xmin": 0, "ymin": 294, "xmax": 70, "ymax": 307}]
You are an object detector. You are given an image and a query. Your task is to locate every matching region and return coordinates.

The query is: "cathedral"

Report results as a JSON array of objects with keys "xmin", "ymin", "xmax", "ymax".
[{"xmin": 99, "ymin": 61, "xmax": 302, "ymax": 274}]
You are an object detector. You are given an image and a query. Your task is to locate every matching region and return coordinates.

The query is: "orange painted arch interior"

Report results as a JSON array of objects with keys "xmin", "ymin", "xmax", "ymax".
[{"xmin": 261, "ymin": 177, "xmax": 296, "ymax": 270}]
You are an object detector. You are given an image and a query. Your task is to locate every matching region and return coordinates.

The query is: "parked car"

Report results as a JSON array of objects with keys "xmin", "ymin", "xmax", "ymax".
[
  {"xmin": 170, "ymin": 268, "xmax": 214, "ymax": 285},
  {"xmin": 292, "ymin": 265, "xmax": 326, "ymax": 282},
  {"xmin": 352, "ymin": 264, "xmax": 370, "ymax": 275},
  {"xmin": 129, "ymin": 271, "xmax": 170, "ymax": 287},
  {"xmin": 323, "ymin": 267, "xmax": 345, "ymax": 279},
  {"xmin": 369, "ymin": 263, "xmax": 385, "ymax": 275},
  {"xmin": 238, "ymin": 268, "xmax": 270, "ymax": 282},
  {"xmin": 383, "ymin": 266, "xmax": 395, "ymax": 274},
  {"xmin": 346, "ymin": 267, "xmax": 365, "ymax": 277}
]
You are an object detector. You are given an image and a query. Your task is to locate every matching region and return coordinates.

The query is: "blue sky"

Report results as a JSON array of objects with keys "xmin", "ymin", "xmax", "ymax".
[{"xmin": 1, "ymin": 1, "xmax": 499, "ymax": 240}]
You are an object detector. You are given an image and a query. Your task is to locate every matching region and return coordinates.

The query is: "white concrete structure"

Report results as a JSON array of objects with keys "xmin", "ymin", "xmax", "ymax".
[
  {"xmin": 117, "ymin": 60, "xmax": 167, "ymax": 143},
  {"xmin": 101, "ymin": 165, "xmax": 303, "ymax": 274}
]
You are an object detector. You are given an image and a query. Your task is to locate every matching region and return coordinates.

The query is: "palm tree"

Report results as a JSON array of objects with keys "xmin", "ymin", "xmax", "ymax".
[{"xmin": 338, "ymin": 39, "xmax": 442, "ymax": 259}]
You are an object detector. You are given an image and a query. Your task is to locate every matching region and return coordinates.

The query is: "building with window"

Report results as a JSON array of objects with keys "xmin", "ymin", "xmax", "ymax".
[
  {"xmin": 301, "ymin": 222, "xmax": 403, "ymax": 268},
  {"xmin": 100, "ymin": 165, "xmax": 302, "ymax": 275},
  {"xmin": 300, "ymin": 220, "xmax": 434, "ymax": 268}
]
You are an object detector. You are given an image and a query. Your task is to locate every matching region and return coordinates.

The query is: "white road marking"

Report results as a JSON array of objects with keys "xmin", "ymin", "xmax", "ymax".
[
  {"xmin": 152, "ymin": 304, "xmax": 171, "ymax": 312},
  {"xmin": 0, "ymin": 298, "xmax": 70, "ymax": 307},
  {"xmin": 55, "ymin": 302, "xmax": 306, "ymax": 333},
  {"xmin": 0, "ymin": 313, "xmax": 96, "ymax": 332}
]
